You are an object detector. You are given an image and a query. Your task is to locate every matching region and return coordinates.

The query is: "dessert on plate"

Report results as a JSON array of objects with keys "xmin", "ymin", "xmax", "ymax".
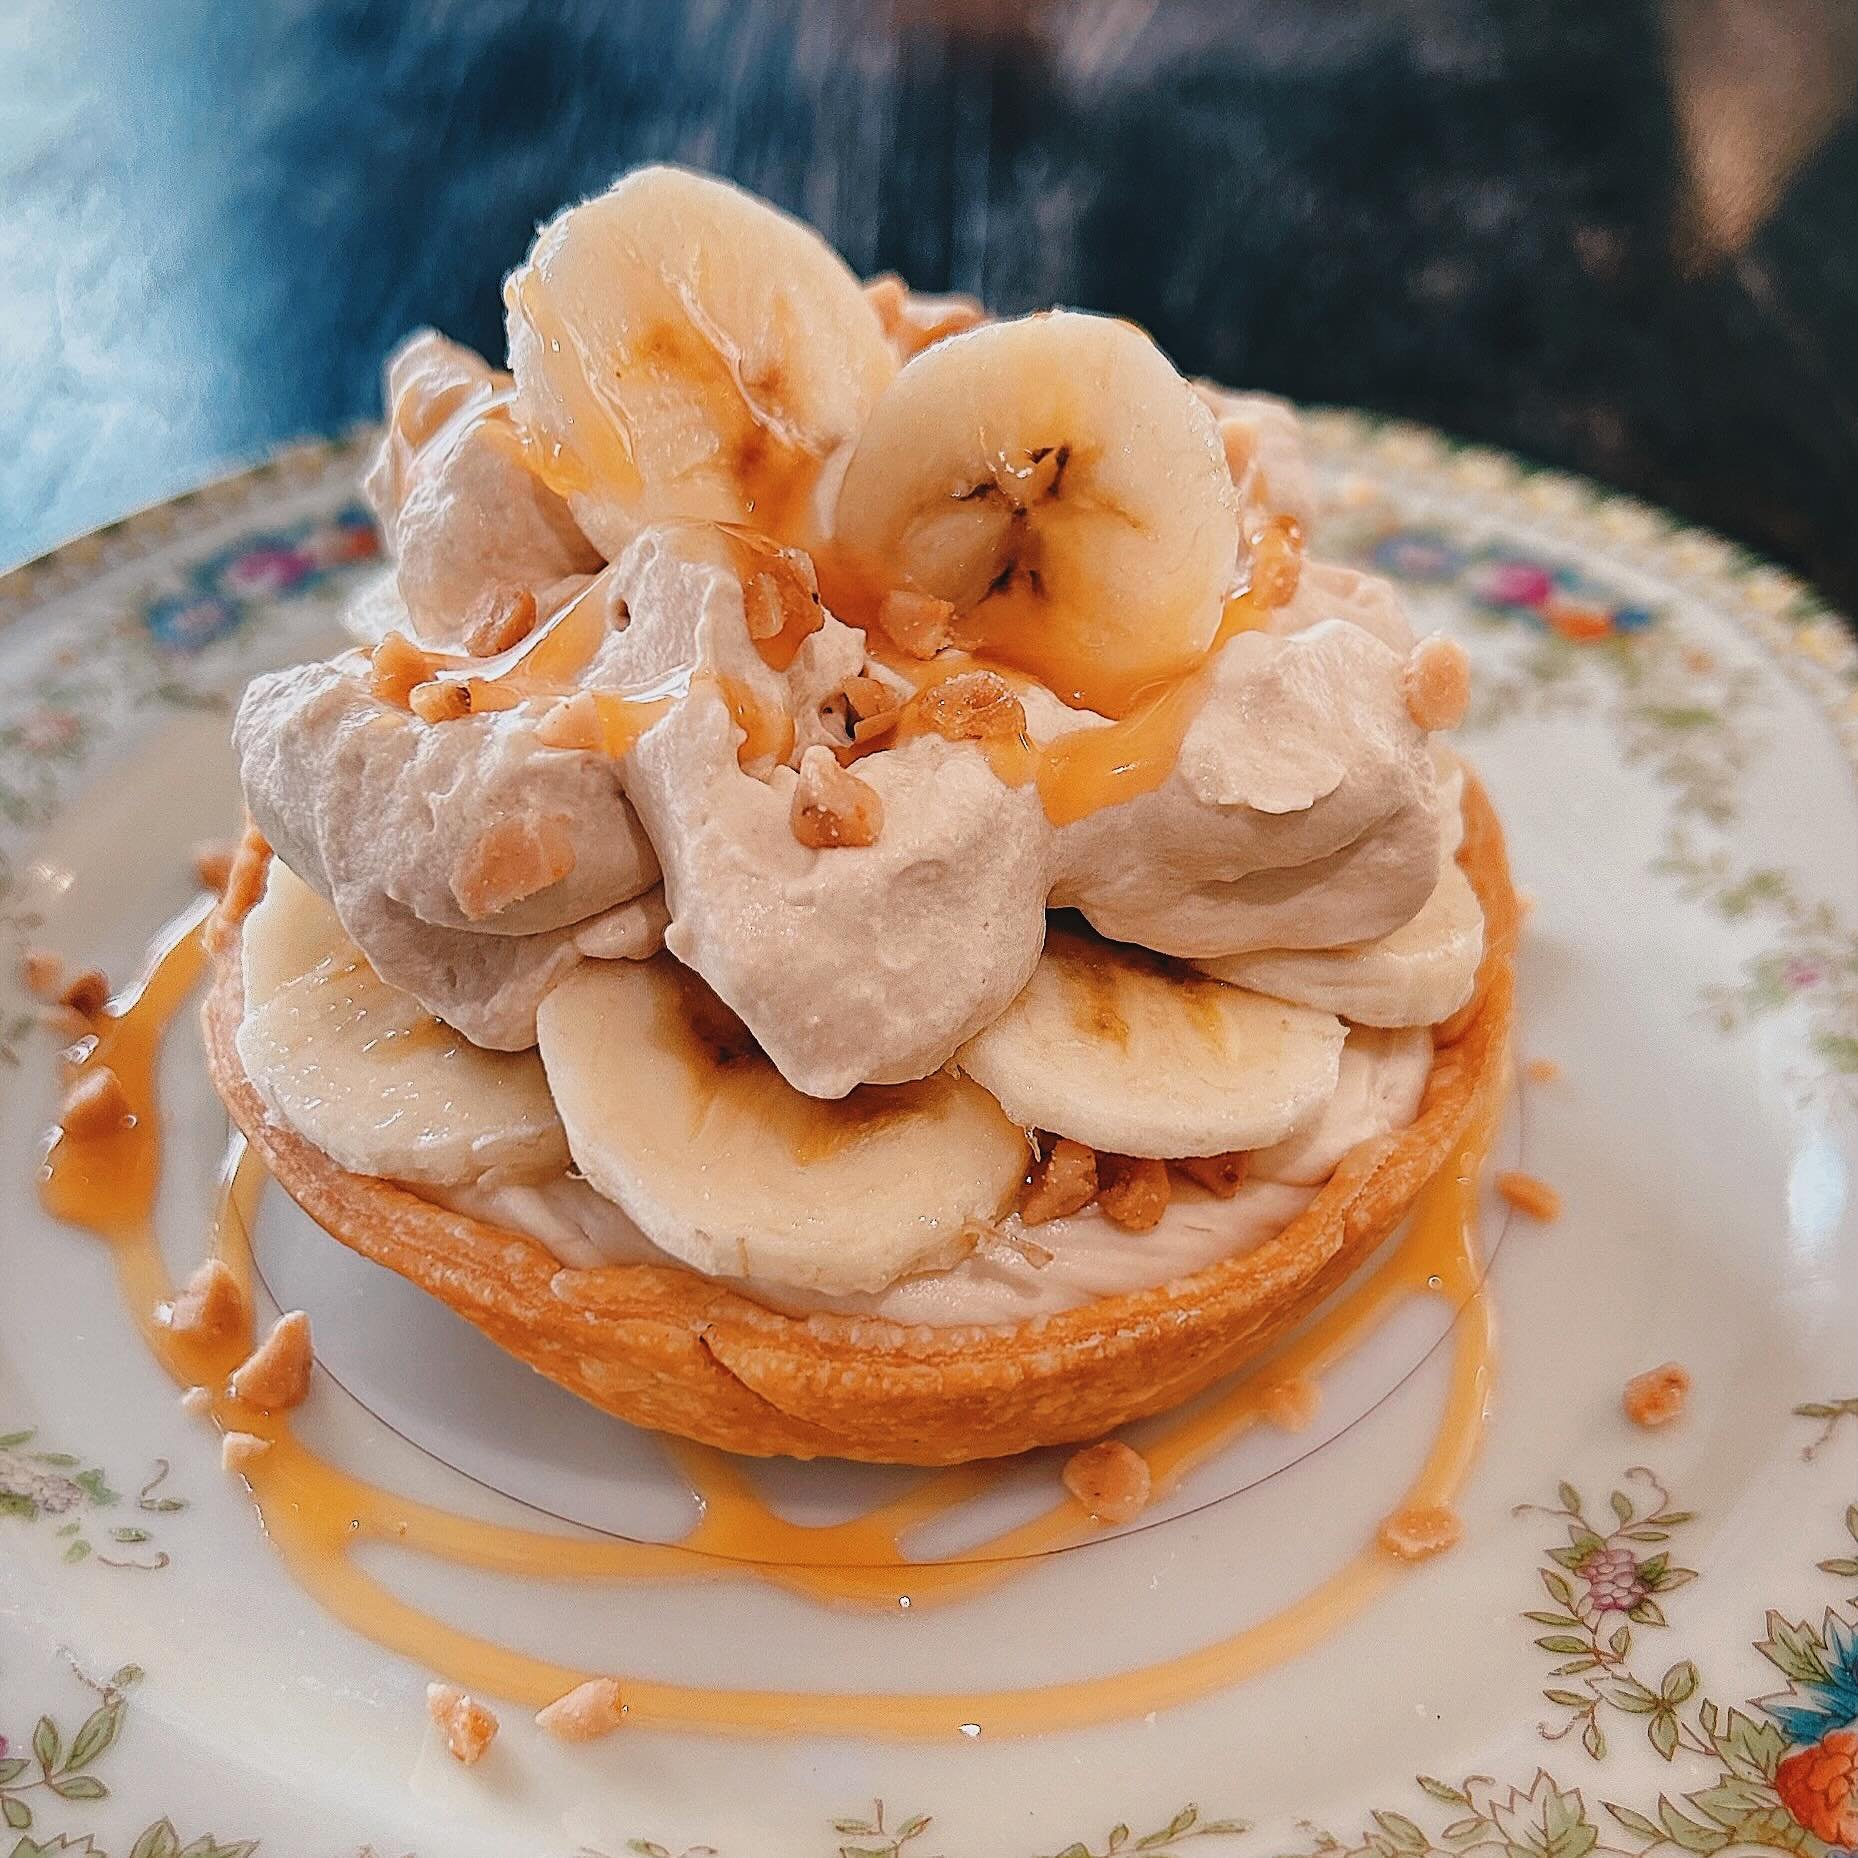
[{"xmin": 203, "ymin": 164, "xmax": 1517, "ymax": 1465}]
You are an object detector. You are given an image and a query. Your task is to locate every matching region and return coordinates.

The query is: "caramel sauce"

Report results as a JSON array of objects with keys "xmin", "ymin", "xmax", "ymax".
[
  {"xmin": 714, "ymin": 676, "xmax": 796, "ymax": 768},
  {"xmin": 42, "ymin": 910, "xmax": 1500, "ymax": 1741}
]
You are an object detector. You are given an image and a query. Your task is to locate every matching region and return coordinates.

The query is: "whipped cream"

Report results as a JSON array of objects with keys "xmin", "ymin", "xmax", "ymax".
[
  {"xmin": 232, "ymin": 172, "xmax": 1481, "ymax": 1314},
  {"xmin": 240, "ymin": 515, "xmax": 1445, "ymax": 1087}
]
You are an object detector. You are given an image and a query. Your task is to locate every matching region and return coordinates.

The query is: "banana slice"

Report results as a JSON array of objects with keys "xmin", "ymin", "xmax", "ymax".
[
  {"xmin": 954, "ymin": 922, "xmax": 1345, "ymax": 1158},
  {"xmin": 534, "ymin": 955, "xmax": 1030, "ymax": 1295},
  {"xmin": 1192, "ymin": 857, "xmax": 1484, "ymax": 1028},
  {"xmin": 1250, "ymin": 1027, "xmax": 1434, "ymax": 1185},
  {"xmin": 236, "ymin": 861, "xmax": 569, "ymax": 1185},
  {"xmin": 832, "ymin": 311, "xmax": 1237, "ymax": 717},
  {"xmin": 506, "ymin": 165, "xmax": 896, "ymax": 556}
]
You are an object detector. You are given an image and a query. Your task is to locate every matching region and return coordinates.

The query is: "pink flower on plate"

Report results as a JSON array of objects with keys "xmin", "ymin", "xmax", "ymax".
[
  {"xmin": 18, "ymin": 707, "xmax": 81, "ymax": 753},
  {"xmin": 1786, "ymin": 959, "xmax": 1826, "ymax": 990},
  {"xmin": 1479, "ymin": 560, "xmax": 1555, "ymax": 607},
  {"xmin": 301, "ymin": 518, "xmax": 379, "ymax": 569},
  {"xmin": 220, "ymin": 546, "xmax": 311, "ymax": 597}
]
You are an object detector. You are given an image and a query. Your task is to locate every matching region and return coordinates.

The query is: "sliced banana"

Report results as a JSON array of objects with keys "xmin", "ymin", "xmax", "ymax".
[
  {"xmin": 1192, "ymin": 856, "xmax": 1484, "ymax": 1028},
  {"xmin": 833, "ymin": 311, "xmax": 1237, "ymax": 717},
  {"xmin": 1251, "ymin": 1027, "xmax": 1434, "ymax": 1185},
  {"xmin": 955, "ymin": 922, "xmax": 1345, "ymax": 1158},
  {"xmin": 536, "ymin": 956, "xmax": 1030, "ymax": 1294},
  {"xmin": 506, "ymin": 165, "xmax": 896, "ymax": 557},
  {"xmin": 236, "ymin": 860, "xmax": 569, "ymax": 1185}
]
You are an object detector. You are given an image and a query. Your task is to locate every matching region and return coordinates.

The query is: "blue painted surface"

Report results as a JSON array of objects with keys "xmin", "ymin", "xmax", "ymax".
[{"xmin": 4, "ymin": 0, "xmax": 1856, "ymax": 611}]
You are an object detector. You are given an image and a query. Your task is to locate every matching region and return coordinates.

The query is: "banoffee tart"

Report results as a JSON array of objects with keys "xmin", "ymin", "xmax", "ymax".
[{"xmin": 204, "ymin": 164, "xmax": 1517, "ymax": 1465}]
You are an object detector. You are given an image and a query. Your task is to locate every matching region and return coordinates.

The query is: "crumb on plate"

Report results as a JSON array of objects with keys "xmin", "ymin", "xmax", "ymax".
[
  {"xmin": 1377, "ymin": 1504, "xmax": 1463, "ymax": 1561},
  {"xmin": 428, "ymin": 1682, "xmax": 499, "ymax": 1764},
  {"xmin": 1062, "ymin": 1439, "xmax": 1152, "ymax": 1526},
  {"xmin": 1623, "ymin": 1360, "xmax": 1690, "ymax": 1429},
  {"xmin": 535, "ymin": 1676, "xmax": 625, "ymax": 1742},
  {"xmin": 1496, "ymin": 1170, "xmax": 1562, "ymax": 1221},
  {"xmin": 230, "ymin": 1311, "xmax": 314, "ymax": 1411}
]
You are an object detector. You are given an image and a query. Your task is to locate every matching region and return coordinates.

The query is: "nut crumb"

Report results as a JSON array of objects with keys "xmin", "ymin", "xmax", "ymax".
[
  {"xmin": 1020, "ymin": 1136, "xmax": 1098, "ymax": 1226},
  {"xmin": 1096, "ymin": 1153, "xmax": 1170, "ymax": 1232},
  {"xmin": 179, "ymin": 1385, "xmax": 212, "ymax": 1418},
  {"xmin": 1174, "ymin": 1151, "xmax": 1249, "ymax": 1198},
  {"xmin": 21, "ymin": 948, "xmax": 64, "ymax": 1000},
  {"xmin": 743, "ymin": 561, "xmax": 823, "ymax": 659},
  {"xmin": 791, "ymin": 746, "xmax": 884, "ymax": 849},
  {"xmin": 59, "ymin": 968, "xmax": 111, "ymax": 1018},
  {"xmin": 1524, "ymin": 1057, "xmax": 1561, "ymax": 1083},
  {"xmin": 464, "ymin": 585, "xmax": 539, "ymax": 658},
  {"xmin": 164, "ymin": 1257, "xmax": 246, "ymax": 1343},
  {"xmin": 877, "ymin": 589, "xmax": 956, "ymax": 659},
  {"xmin": 1378, "ymin": 1504, "xmax": 1463, "ymax": 1560},
  {"xmin": 409, "ymin": 679, "xmax": 472, "ymax": 724},
  {"xmin": 220, "ymin": 1430, "xmax": 271, "ymax": 1472},
  {"xmin": 1062, "ymin": 1439, "xmax": 1152, "ymax": 1526},
  {"xmin": 535, "ymin": 1676, "xmax": 625, "ymax": 1742},
  {"xmin": 192, "ymin": 840, "xmax": 238, "ymax": 894},
  {"xmin": 369, "ymin": 630, "xmax": 442, "ymax": 708},
  {"xmin": 1403, "ymin": 634, "xmax": 1472, "ymax": 733},
  {"xmin": 838, "ymin": 674, "xmax": 901, "ymax": 743},
  {"xmin": 218, "ymin": 827, "xmax": 271, "ymax": 925},
  {"xmin": 230, "ymin": 1310, "xmax": 313, "ymax": 1411},
  {"xmin": 451, "ymin": 816, "xmax": 577, "ymax": 919},
  {"xmin": 1259, "ymin": 1375, "xmax": 1322, "ymax": 1432},
  {"xmin": 1623, "ymin": 1361, "xmax": 1690, "ymax": 1429},
  {"xmin": 1496, "ymin": 1170, "xmax": 1562, "ymax": 1221},
  {"xmin": 427, "ymin": 1682, "xmax": 499, "ymax": 1765},
  {"xmin": 915, "ymin": 670, "xmax": 1025, "ymax": 742},
  {"xmin": 59, "ymin": 1065, "xmax": 130, "ymax": 1136}
]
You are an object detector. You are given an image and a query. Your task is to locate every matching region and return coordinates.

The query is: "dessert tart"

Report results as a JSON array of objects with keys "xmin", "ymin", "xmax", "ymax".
[{"xmin": 203, "ymin": 164, "xmax": 1517, "ymax": 1465}]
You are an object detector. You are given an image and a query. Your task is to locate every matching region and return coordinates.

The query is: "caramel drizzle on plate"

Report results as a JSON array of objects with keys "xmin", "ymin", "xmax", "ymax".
[{"xmin": 40, "ymin": 908, "xmax": 1497, "ymax": 1741}]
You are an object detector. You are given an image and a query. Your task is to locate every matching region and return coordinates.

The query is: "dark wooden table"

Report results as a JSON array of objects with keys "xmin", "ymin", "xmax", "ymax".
[{"xmin": 6, "ymin": 0, "xmax": 1857, "ymax": 614}]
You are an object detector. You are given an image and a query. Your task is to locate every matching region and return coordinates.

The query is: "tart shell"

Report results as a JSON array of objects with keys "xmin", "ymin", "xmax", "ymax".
[{"xmin": 202, "ymin": 775, "xmax": 1518, "ymax": 1465}]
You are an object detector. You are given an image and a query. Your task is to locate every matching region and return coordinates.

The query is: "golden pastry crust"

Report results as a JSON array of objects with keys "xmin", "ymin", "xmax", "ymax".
[{"xmin": 202, "ymin": 779, "xmax": 1517, "ymax": 1465}]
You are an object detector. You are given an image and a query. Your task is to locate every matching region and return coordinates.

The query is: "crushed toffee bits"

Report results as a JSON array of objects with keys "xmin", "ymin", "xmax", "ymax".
[
  {"xmin": 369, "ymin": 630, "xmax": 443, "ymax": 707},
  {"xmin": 1259, "ymin": 1375, "xmax": 1322, "ymax": 1433},
  {"xmin": 1377, "ymin": 1504, "xmax": 1464, "ymax": 1561},
  {"xmin": 1174, "ymin": 1150, "xmax": 1249, "ymax": 1198},
  {"xmin": 192, "ymin": 839, "xmax": 238, "ymax": 894},
  {"xmin": 1495, "ymin": 1170, "xmax": 1562, "ymax": 1222},
  {"xmin": 535, "ymin": 1676, "xmax": 625, "ymax": 1742},
  {"xmin": 230, "ymin": 1310, "xmax": 314, "ymax": 1411},
  {"xmin": 876, "ymin": 588, "xmax": 956, "ymax": 659},
  {"xmin": 451, "ymin": 815, "xmax": 577, "ymax": 919},
  {"xmin": 409, "ymin": 678, "xmax": 472, "ymax": 725},
  {"xmin": 178, "ymin": 1385, "xmax": 213, "ymax": 1418},
  {"xmin": 915, "ymin": 669, "xmax": 1025, "ymax": 742},
  {"xmin": 163, "ymin": 1257, "xmax": 246, "ymax": 1343},
  {"xmin": 1062, "ymin": 1439, "xmax": 1153, "ymax": 1526},
  {"xmin": 837, "ymin": 673, "xmax": 901, "ymax": 743},
  {"xmin": 1402, "ymin": 633, "xmax": 1472, "ymax": 733},
  {"xmin": 220, "ymin": 1430, "xmax": 271, "ymax": 1473},
  {"xmin": 1096, "ymin": 1153, "xmax": 1170, "ymax": 1232},
  {"xmin": 1524, "ymin": 1057, "xmax": 1562, "ymax": 1084},
  {"xmin": 428, "ymin": 1683, "xmax": 500, "ymax": 1765},
  {"xmin": 1622, "ymin": 1361, "xmax": 1691, "ymax": 1429},
  {"xmin": 1019, "ymin": 1136, "xmax": 1098, "ymax": 1226},
  {"xmin": 791, "ymin": 747, "xmax": 884, "ymax": 849},
  {"xmin": 58, "ymin": 1065, "xmax": 131, "ymax": 1137},
  {"xmin": 58, "ymin": 967, "xmax": 111, "ymax": 1018},
  {"xmin": 464, "ymin": 585, "xmax": 538, "ymax": 658}
]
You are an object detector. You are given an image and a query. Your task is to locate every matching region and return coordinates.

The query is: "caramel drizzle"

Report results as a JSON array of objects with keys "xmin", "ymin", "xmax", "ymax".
[{"xmin": 40, "ymin": 910, "xmax": 1498, "ymax": 1741}]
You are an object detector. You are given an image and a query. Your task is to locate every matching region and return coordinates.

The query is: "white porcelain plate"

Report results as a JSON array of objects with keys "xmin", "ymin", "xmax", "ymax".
[{"xmin": 1, "ymin": 420, "xmax": 1854, "ymax": 1858}]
